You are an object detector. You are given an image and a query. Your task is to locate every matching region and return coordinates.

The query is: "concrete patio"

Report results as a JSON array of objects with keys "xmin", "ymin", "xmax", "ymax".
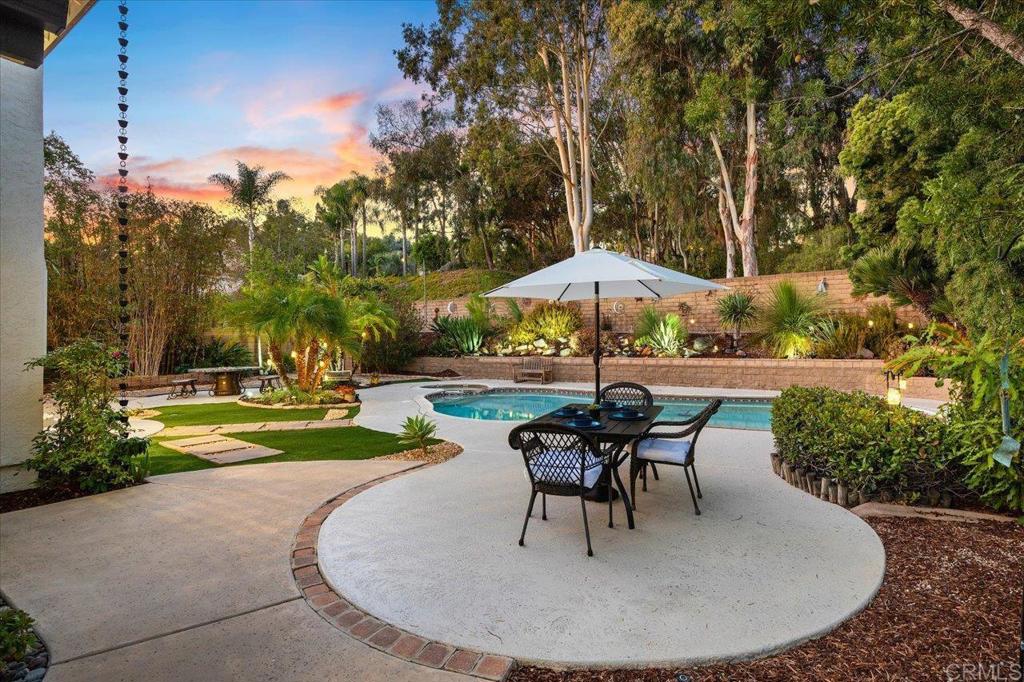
[{"xmin": 323, "ymin": 380, "xmax": 888, "ymax": 668}]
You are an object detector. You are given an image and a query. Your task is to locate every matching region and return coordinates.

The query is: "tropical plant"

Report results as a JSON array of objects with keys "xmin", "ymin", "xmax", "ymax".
[
  {"xmin": 638, "ymin": 313, "xmax": 687, "ymax": 357},
  {"xmin": 812, "ymin": 315, "xmax": 867, "ymax": 359},
  {"xmin": 757, "ymin": 282, "xmax": 821, "ymax": 359},
  {"xmin": 0, "ymin": 608, "xmax": 35, "ymax": 663},
  {"xmin": 465, "ymin": 293, "xmax": 495, "ymax": 335},
  {"xmin": 207, "ymin": 161, "xmax": 290, "ymax": 265},
  {"xmin": 398, "ymin": 414, "xmax": 438, "ymax": 457},
  {"xmin": 432, "ymin": 316, "xmax": 486, "ymax": 356},
  {"xmin": 508, "ymin": 302, "xmax": 583, "ymax": 344},
  {"xmin": 25, "ymin": 340, "xmax": 149, "ymax": 493},
  {"xmin": 716, "ymin": 292, "xmax": 757, "ymax": 348},
  {"xmin": 231, "ymin": 279, "xmax": 396, "ymax": 393},
  {"xmin": 633, "ymin": 305, "xmax": 662, "ymax": 341},
  {"xmin": 360, "ymin": 294, "xmax": 423, "ymax": 373},
  {"xmin": 193, "ymin": 338, "xmax": 253, "ymax": 368},
  {"xmin": 849, "ymin": 243, "xmax": 949, "ymax": 320}
]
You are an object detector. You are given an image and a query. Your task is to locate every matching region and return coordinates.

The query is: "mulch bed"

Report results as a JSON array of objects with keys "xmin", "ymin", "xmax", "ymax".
[
  {"xmin": 380, "ymin": 442, "xmax": 463, "ymax": 464},
  {"xmin": 510, "ymin": 516, "xmax": 1024, "ymax": 682},
  {"xmin": 0, "ymin": 487, "xmax": 94, "ymax": 514}
]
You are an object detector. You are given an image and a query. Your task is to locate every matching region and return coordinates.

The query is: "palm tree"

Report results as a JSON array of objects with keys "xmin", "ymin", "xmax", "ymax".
[
  {"xmin": 350, "ymin": 172, "xmax": 374, "ymax": 276},
  {"xmin": 208, "ymin": 161, "xmax": 290, "ymax": 266},
  {"xmin": 208, "ymin": 161, "xmax": 290, "ymax": 365},
  {"xmin": 231, "ymin": 278, "xmax": 396, "ymax": 393},
  {"xmin": 849, "ymin": 243, "xmax": 950, "ymax": 321},
  {"xmin": 757, "ymin": 282, "xmax": 821, "ymax": 359}
]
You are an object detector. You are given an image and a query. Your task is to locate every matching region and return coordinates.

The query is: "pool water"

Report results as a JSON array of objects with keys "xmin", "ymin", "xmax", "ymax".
[{"xmin": 428, "ymin": 391, "xmax": 772, "ymax": 431}]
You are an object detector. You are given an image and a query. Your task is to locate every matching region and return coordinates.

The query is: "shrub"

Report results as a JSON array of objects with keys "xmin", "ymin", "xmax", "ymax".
[
  {"xmin": 637, "ymin": 313, "xmax": 687, "ymax": 357},
  {"xmin": 0, "ymin": 608, "xmax": 35, "ymax": 663},
  {"xmin": 431, "ymin": 316, "xmax": 486, "ymax": 355},
  {"xmin": 245, "ymin": 386, "xmax": 349, "ymax": 406},
  {"xmin": 193, "ymin": 338, "xmax": 253, "ymax": 368},
  {"xmin": 812, "ymin": 314, "xmax": 868, "ymax": 358},
  {"xmin": 398, "ymin": 414, "xmax": 438, "ymax": 457},
  {"xmin": 360, "ymin": 295, "xmax": 423, "ymax": 372},
  {"xmin": 758, "ymin": 282, "xmax": 821, "ymax": 358},
  {"xmin": 25, "ymin": 340, "xmax": 149, "ymax": 493},
  {"xmin": 772, "ymin": 386, "xmax": 1022, "ymax": 511},
  {"xmin": 507, "ymin": 302, "xmax": 582, "ymax": 345},
  {"xmin": 633, "ymin": 305, "xmax": 662, "ymax": 341},
  {"xmin": 717, "ymin": 292, "xmax": 757, "ymax": 348}
]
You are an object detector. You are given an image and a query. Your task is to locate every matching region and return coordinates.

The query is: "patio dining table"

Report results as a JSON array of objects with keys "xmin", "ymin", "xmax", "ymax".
[
  {"xmin": 188, "ymin": 366, "xmax": 260, "ymax": 396},
  {"xmin": 521, "ymin": 403, "xmax": 663, "ymax": 531}
]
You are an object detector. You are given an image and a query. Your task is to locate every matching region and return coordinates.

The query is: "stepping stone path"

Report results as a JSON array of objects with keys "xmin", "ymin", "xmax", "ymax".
[
  {"xmin": 161, "ymin": 435, "xmax": 283, "ymax": 464},
  {"xmin": 159, "ymin": 418, "xmax": 353, "ymax": 438}
]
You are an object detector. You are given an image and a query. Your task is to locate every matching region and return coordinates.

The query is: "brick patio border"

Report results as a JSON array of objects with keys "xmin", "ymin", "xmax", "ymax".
[{"xmin": 290, "ymin": 465, "xmax": 515, "ymax": 681}]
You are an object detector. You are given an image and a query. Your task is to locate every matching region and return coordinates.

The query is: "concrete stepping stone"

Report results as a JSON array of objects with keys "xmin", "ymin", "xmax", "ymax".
[
  {"xmin": 323, "ymin": 408, "xmax": 351, "ymax": 421},
  {"xmin": 162, "ymin": 435, "xmax": 282, "ymax": 464}
]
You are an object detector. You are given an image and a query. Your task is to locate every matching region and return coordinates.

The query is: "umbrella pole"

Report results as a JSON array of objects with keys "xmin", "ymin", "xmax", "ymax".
[{"xmin": 594, "ymin": 282, "xmax": 600, "ymax": 402}]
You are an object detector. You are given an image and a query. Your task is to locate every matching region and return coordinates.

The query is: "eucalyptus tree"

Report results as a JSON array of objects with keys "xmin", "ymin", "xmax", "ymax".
[
  {"xmin": 314, "ymin": 181, "xmax": 358, "ymax": 273},
  {"xmin": 398, "ymin": 0, "xmax": 609, "ymax": 253}
]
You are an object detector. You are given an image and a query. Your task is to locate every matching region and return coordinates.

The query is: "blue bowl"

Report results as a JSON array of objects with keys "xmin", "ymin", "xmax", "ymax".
[{"xmin": 568, "ymin": 418, "xmax": 602, "ymax": 430}]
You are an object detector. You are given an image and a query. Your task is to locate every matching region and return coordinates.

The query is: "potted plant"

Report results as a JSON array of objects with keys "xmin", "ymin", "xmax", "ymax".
[{"xmin": 587, "ymin": 403, "xmax": 601, "ymax": 420}]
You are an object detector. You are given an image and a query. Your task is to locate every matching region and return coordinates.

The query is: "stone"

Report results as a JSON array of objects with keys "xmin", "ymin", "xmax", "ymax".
[
  {"xmin": 856, "ymin": 347, "xmax": 875, "ymax": 359},
  {"xmin": 24, "ymin": 668, "xmax": 45, "ymax": 682}
]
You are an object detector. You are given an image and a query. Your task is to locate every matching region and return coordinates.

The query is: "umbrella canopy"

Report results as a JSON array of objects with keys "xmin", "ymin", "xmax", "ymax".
[
  {"xmin": 484, "ymin": 249, "xmax": 727, "ymax": 400},
  {"xmin": 483, "ymin": 249, "xmax": 727, "ymax": 301}
]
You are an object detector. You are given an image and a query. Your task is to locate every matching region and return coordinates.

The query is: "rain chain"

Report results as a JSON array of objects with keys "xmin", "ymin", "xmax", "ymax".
[{"xmin": 116, "ymin": 0, "xmax": 130, "ymax": 417}]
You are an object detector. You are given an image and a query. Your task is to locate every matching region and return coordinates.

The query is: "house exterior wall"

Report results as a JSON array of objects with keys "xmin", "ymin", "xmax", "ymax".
[{"xmin": 0, "ymin": 58, "xmax": 46, "ymax": 492}]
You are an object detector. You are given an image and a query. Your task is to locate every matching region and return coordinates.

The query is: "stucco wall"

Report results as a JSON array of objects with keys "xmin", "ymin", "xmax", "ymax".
[
  {"xmin": 407, "ymin": 356, "xmax": 950, "ymax": 402},
  {"xmin": 0, "ymin": 59, "xmax": 45, "ymax": 492},
  {"xmin": 415, "ymin": 269, "xmax": 928, "ymax": 334}
]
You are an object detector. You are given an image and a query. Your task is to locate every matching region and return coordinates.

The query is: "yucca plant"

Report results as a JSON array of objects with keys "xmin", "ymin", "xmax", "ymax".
[
  {"xmin": 716, "ymin": 292, "xmax": 757, "ymax": 349},
  {"xmin": 633, "ymin": 305, "xmax": 662, "ymax": 340},
  {"xmin": 758, "ymin": 282, "xmax": 821, "ymax": 359},
  {"xmin": 398, "ymin": 414, "xmax": 438, "ymax": 458}
]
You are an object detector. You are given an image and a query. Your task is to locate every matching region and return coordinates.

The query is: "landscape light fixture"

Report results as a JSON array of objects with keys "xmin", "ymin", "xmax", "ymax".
[{"xmin": 884, "ymin": 370, "xmax": 903, "ymax": 407}]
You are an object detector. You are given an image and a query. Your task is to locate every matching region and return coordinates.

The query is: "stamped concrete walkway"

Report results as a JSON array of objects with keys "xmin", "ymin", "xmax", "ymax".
[
  {"xmin": 321, "ymin": 380, "xmax": 887, "ymax": 668},
  {"xmin": 0, "ymin": 461, "xmax": 465, "ymax": 682}
]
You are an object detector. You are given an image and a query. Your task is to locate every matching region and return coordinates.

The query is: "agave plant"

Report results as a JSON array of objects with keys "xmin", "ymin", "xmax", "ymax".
[
  {"xmin": 757, "ymin": 282, "xmax": 821, "ymax": 359},
  {"xmin": 716, "ymin": 292, "xmax": 757, "ymax": 349},
  {"xmin": 432, "ymin": 316, "xmax": 486, "ymax": 356},
  {"xmin": 640, "ymin": 313, "xmax": 687, "ymax": 357},
  {"xmin": 398, "ymin": 414, "xmax": 438, "ymax": 458}
]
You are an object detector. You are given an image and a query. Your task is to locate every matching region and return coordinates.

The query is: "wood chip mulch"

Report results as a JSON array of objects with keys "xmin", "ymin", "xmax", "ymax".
[
  {"xmin": 380, "ymin": 442, "xmax": 464, "ymax": 464},
  {"xmin": 510, "ymin": 516, "xmax": 1024, "ymax": 682}
]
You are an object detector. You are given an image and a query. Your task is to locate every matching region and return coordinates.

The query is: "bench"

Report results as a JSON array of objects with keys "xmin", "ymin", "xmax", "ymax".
[
  {"xmin": 167, "ymin": 377, "xmax": 198, "ymax": 399},
  {"xmin": 255, "ymin": 374, "xmax": 282, "ymax": 393},
  {"xmin": 512, "ymin": 357, "xmax": 553, "ymax": 384}
]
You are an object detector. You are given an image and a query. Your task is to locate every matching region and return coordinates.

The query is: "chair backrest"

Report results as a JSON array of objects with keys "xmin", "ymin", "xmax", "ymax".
[
  {"xmin": 599, "ymin": 382, "xmax": 654, "ymax": 409},
  {"xmin": 688, "ymin": 399, "xmax": 723, "ymax": 453},
  {"xmin": 508, "ymin": 424, "xmax": 604, "ymax": 490},
  {"xmin": 523, "ymin": 357, "xmax": 543, "ymax": 369}
]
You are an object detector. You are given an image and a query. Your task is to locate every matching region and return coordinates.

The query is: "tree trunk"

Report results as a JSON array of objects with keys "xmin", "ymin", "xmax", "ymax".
[
  {"xmin": 400, "ymin": 220, "xmax": 408, "ymax": 275},
  {"xmin": 937, "ymin": 0, "xmax": 1024, "ymax": 65},
  {"xmin": 351, "ymin": 217, "xmax": 358, "ymax": 278},
  {"xmin": 738, "ymin": 100, "xmax": 759, "ymax": 277},
  {"xmin": 361, "ymin": 204, "xmax": 367, "ymax": 276},
  {"xmin": 268, "ymin": 343, "xmax": 291, "ymax": 388},
  {"xmin": 717, "ymin": 177, "xmax": 737, "ymax": 278}
]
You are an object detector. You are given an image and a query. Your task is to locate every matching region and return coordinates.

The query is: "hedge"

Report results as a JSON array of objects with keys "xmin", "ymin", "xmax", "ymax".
[{"xmin": 772, "ymin": 387, "xmax": 1023, "ymax": 512}]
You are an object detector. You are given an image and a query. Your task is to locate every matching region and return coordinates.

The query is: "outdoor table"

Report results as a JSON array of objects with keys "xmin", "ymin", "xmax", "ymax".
[
  {"xmin": 188, "ymin": 366, "xmax": 260, "ymax": 396},
  {"xmin": 521, "ymin": 403, "xmax": 663, "ymax": 531}
]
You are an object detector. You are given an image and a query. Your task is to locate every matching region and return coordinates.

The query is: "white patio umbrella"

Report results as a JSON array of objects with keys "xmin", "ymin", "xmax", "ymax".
[{"xmin": 484, "ymin": 248, "xmax": 728, "ymax": 400}]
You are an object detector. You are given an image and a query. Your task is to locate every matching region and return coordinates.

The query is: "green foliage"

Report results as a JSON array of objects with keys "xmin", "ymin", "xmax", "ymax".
[
  {"xmin": 632, "ymin": 306, "xmax": 662, "ymax": 341},
  {"xmin": 637, "ymin": 313, "xmax": 688, "ymax": 357},
  {"xmin": 757, "ymin": 282, "xmax": 821, "ymax": 358},
  {"xmin": 717, "ymin": 292, "xmax": 757, "ymax": 345},
  {"xmin": 360, "ymin": 295, "xmax": 423, "ymax": 373},
  {"xmin": 192, "ymin": 338, "xmax": 253, "ymax": 368},
  {"xmin": 507, "ymin": 302, "xmax": 582, "ymax": 345},
  {"xmin": 412, "ymin": 233, "xmax": 450, "ymax": 270},
  {"xmin": 464, "ymin": 293, "xmax": 495, "ymax": 334},
  {"xmin": 398, "ymin": 414, "xmax": 438, "ymax": 457},
  {"xmin": 246, "ymin": 387, "xmax": 350, "ymax": 406},
  {"xmin": 25, "ymin": 340, "xmax": 149, "ymax": 493},
  {"xmin": 849, "ymin": 243, "xmax": 947, "ymax": 319},
  {"xmin": 0, "ymin": 608, "xmax": 35, "ymax": 663},
  {"xmin": 943, "ymin": 402, "xmax": 1024, "ymax": 513},
  {"xmin": 431, "ymin": 316, "xmax": 486, "ymax": 356},
  {"xmin": 812, "ymin": 315, "xmax": 865, "ymax": 359}
]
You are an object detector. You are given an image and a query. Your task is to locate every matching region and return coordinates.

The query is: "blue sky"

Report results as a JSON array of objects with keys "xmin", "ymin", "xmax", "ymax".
[{"xmin": 44, "ymin": 0, "xmax": 436, "ymax": 208}]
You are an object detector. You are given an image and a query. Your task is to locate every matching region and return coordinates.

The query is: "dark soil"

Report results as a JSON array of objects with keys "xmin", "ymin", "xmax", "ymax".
[
  {"xmin": 0, "ymin": 483, "xmax": 143, "ymax": 514},
  {"xmin": 510, "ymin": 516, "xmax": 1024, "ymax": 682}
]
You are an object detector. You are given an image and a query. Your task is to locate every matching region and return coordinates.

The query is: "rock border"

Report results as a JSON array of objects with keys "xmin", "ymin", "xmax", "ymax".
[
  {"xmin": 0, "ymin": 596, "xmax": 48, "ymax": 682},
  {"xmin": 291, "ymin": 465, "xmax": 515, "ymax": 681}
]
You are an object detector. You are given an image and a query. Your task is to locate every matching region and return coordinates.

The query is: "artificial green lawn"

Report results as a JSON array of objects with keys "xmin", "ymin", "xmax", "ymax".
[{"xmin": 153, "ymin": 402, "xmax": 330, "ymax": 427}]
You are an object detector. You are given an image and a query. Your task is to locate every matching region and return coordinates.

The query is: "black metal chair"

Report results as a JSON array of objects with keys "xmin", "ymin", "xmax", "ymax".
[
  {"xmin": 599, "ymin": 382, "xmax": 660, "ymax": 481},
  {"xmin": 628, "ymin": 399, "xmax": 722, "ymax": 516},
  {"xmin": 509, "ymin": 423, "xmax": 606, "ymax": 557}
]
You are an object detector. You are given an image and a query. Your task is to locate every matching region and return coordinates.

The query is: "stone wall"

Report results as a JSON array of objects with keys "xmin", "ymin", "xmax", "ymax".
[
  {"xmin": 406, "ymin": 355, "xmax": 949, "ymax": 402},
  {"xmin": 413, "ymin": 269, "xmax": 927, "ymax": 334}
]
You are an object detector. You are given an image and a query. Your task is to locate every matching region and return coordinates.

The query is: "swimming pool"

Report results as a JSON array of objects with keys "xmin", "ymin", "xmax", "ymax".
[{"xmin": 427, "ymin": 389, "xmax": 773, "ymax": 431}]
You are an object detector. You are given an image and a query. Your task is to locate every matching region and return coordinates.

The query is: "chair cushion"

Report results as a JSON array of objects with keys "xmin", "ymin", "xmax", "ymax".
[
  {"xmin": 528, "ymin": 450, "xmax": 603, "ymax": 489},
  {"xmin": 636, "ymin": 438, "xmax": 692, "ymax": 465}
]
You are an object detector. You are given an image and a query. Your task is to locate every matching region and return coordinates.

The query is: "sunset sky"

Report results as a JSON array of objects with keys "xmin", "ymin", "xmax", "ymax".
[{"xmin": 44, "ymin": 0, "xmax": 437, "ymax": 213}]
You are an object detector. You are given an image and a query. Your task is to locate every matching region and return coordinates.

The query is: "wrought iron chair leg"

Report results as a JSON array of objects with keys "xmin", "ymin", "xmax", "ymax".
[
  {"xmin": 610, "ymin": 463, "xmax": 635, "ymax": 529},
  {"xmin": 629, "ymin": 458, "xmax": 639, "ymax": 510},
  {"xmin": 642, "ymin": 463, "xmax": 648, "ymax": 492},
  {"xmin": 651, "ymin": 462, "xmax": 660, "ymax": 480},
  {"xmin": 683, "ymin": 467, "xmax": 701, "ymax": 516},
  {"xmin": 542, "ymin": 493, "xmax": 547, "ymax": 521},
  {"xmin": 692, "ymin": 463, "xmax": 702, "ymax": 499},
  {"xmin": 579, "ymin": 494, "xmax": 594, "ymax": 557},
  {"xmin": 519, "ymin": 490, "xmax": 538, "ymax": 546}
]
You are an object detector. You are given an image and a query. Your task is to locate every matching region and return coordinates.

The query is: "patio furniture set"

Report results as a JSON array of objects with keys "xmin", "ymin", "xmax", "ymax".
[
  {"xmin": 510, "ymin": 381, "xmax": 721, "ymax": 556},
  {"xmin": 168, "ymin": 367, "xmax": 281, "ymax": 399}
]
